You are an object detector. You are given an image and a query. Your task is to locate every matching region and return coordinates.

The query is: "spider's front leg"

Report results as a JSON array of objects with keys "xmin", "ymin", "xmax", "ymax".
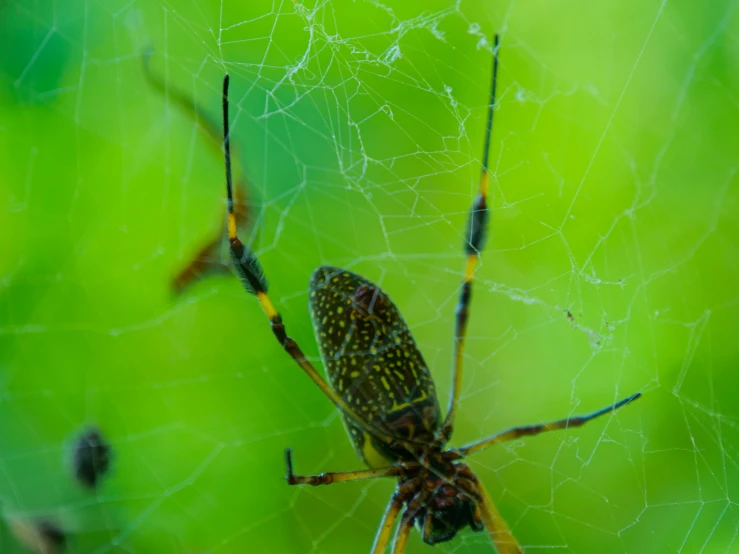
[
  {"xmin": 142, "ymin": 52, "xmax": 253, "ymax": 295},
  {"xmin": 370, "ymin": 478, "xmax": 421, "ymax": 554},
  {"xmin": 284, "ymin": 448, "xmax": 406, "ymax": 486},
  {"xmin": 439, "ymin": 33, "xmax": 500, "ymax": 442}
]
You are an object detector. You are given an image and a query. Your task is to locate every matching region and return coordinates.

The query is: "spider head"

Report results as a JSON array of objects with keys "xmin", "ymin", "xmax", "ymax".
[
  {"xmin": 402, "ymin": 462, "xmax": 484, "ymax": 546},
  {"xmin": 416, "ymin": 480, "xmax": 483, "ymax": 545}
]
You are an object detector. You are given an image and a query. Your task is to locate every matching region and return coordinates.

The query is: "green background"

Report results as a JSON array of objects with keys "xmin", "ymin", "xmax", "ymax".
[{"xmin": 1, "ymin": 0, "xmax": 738, "ymax": 552}]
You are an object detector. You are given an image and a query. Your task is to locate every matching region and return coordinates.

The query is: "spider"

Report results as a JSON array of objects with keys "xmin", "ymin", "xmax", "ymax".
[{"xmin": 190, "ymin": 34, "xmax": 641, "ymax": 553}]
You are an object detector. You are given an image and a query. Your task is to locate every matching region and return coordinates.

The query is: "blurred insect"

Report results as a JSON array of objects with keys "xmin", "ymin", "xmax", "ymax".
[
  {"xmin": 72, "ymin": 426, "xmax": 112, "ymax": 489},
  {"xmin": 199, "ymin": 35, "xmax": 641, "ymax": 553},
  {"xmin": 143, "ymin": 50, "xmax": 253, "ymax": 295}
]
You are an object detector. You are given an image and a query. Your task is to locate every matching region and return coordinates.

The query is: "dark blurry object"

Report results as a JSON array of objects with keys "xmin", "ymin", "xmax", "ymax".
[
  {"xmin": 73, "ymin": 426, "xmax": 112, "ymax": 489},
  {"xmin": 8, "ymin": 518, "xmax": 66, "ymax": 554}
]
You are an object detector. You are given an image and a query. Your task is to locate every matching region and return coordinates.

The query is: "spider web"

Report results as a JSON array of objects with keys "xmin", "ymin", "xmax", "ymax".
[{"xmin": 1, "ymin": 0, "xmax": 738, "ymax": 552}]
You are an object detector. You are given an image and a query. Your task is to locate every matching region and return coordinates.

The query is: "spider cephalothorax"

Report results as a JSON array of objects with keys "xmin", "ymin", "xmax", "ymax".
[{"xmin": 398, "ymin": 459, "xmax": 484, "ymax": 545}]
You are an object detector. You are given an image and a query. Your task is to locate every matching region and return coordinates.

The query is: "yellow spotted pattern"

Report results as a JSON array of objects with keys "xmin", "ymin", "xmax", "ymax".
[{"xmin": 309, "ymin": 266, "xmax": 441, "ymax": 467}]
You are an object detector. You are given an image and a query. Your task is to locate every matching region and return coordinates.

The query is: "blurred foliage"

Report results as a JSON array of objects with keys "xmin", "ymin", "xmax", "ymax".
[{"xmin": 1, "ymin": 0, "xmax": 738, "ymax": 552}]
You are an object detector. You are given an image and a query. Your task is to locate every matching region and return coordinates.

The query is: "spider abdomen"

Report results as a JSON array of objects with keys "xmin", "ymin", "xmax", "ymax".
[{"xmin": 309, "ymin": 266, "xmax": 442, "ymax": 465}]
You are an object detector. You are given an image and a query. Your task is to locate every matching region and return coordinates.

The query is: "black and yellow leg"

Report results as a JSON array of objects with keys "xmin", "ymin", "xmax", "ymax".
[
  {"xmin": 219, "ymin": 75, "xmax": 396, "ymax": 448},
  {"xmin": 143, "ymin": 54, "xmax": 252, "ymax": 295},
  {"xmin": 171, "ymin": 180, "xmax": 250, "ymax": 295},
  {"xmin": 440, "ymin": 34, "xmax": 500, "ymax": 441},
  {"xmin": 285, "ymin": 448, "xmax": 407, "ymax": 486},
  {"xmin": 456, "ymin": 392, "xmax": 641, "ymax": 458},
  {"xmin": 229, "ymin": 234, "xmax": 393, "ymax": 443}
]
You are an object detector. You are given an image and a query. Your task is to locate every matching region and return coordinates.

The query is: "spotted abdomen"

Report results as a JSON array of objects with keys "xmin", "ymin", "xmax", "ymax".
[{"xmin": 310, "ymin": 267, "xmax": 441, "ymax": 467}]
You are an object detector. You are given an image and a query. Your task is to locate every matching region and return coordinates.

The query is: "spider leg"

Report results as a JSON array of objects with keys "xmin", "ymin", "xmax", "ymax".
[
  {"xmin": 284, "ymin": 448, "xmax": 408, "ymax": 486},
  {"xmin": 439, "ymin": 34, "xmax": 501, "ymax": 442},
  {"xmin": 474, "ymin": 478, "xmax": 523, "ymax": 554},
  {"xmin": 143, "ymin": 50, "xmax": 253, "ymax": 295},
  {"xmin": 171, "ymin": 184, "xmax": 251, "ymax": 295},
  {"xmin": 456, "ymin": 392, "xmax": 641, "ymax": 458},
  {"xmin": 230, "ymin": 244, "xmax": 393, "ymax": 446},
  {"xmin": 371, "ymin": 495, "xmax": 405, "ymax": 554},
  {"xmin": 391, "ymin": 509, "xmax": 414, "ymax": 554},
  {"xmin": 371, "ymin": 478, "xmax": 419, "ymax": 554},
  {"xmin": 217, "ymin": 76, "xmax": 397, "ymax": 448}
]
